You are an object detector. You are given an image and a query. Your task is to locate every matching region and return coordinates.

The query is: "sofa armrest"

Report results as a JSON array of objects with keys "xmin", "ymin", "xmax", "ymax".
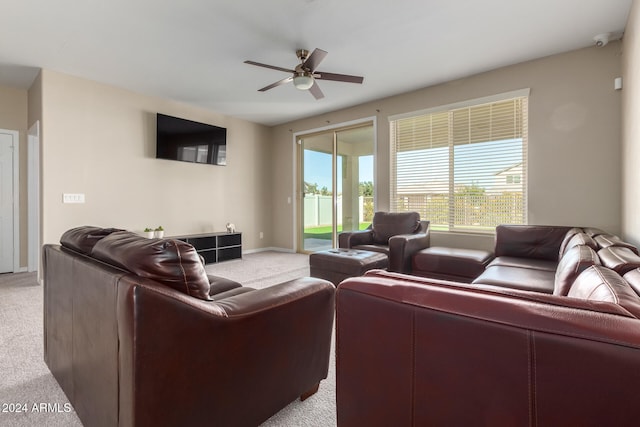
[
  {"xmin": 388, "ymin": 221, "xmax": 430, "ymax": 273},
  {"xmin": 215, "ymin": 277, "xmax": 335, "ymax": 315},
  {"xmin": 117, "ymin": 276, "xmax": 335, "ymax": 426},
  {"xmin": 338, "ymin": 229, "xmax": 374, "ymax": 248},
  {"xmin": 336, "ymin": 274, "xmax": 640, "ymax": 426}
]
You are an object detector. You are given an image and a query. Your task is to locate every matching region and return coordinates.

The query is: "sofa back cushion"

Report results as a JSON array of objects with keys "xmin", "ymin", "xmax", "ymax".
[
  {"xmin": 91, "ymin": 231, "xmax": 212, "ymax": 301},
  {"xmin": 582, "ymin": 227, "xmax": 607, "ymax": 238},
  {"xmin": 371, "ymin": 211, "xmax": 420, "ymax": 244},
  {"xmin": 562, "ymin": 233, "xmax": 598, "ymax": 257},
  {"xmin": 558, "ymin": 227, "xmax": 583, "ymax": 259},
  {"xmin": 553, "ymin": 245, "xmax": 600, "ymax": 296},
  {"xmin": 568, "ymin": 265, "xmax": 640, "ymax": 318},
  {"xmin": 598, "ymin": 246, "xmax": 640, "ymax": 276},
  {"xmin": 623, "ymin": 268, "xmax": 640, "ymax": 298},
  {"xmin": 60, "ymin": 226, "xmax": 125, "ymax": 255},
  {"xmin": 494, "ymin": 225, "xmax": 571, "ymax": 261},
  {"xmin": 594, "ymin": 234, "xmax": 639, "ymax": 255}
]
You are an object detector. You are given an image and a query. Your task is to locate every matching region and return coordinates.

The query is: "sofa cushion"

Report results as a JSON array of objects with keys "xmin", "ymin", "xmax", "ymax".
[
  {"xmin": 60, "ymin": 226, "xmax": 125, "ymax": 255},
  {"xmin": 91, "ymin": 231, "xmax": 212, "ymax": 301},
  {"xmin": 568, "ymin": 265, "xmax": 640, "ymax": 318},
  {"xmin": 487, "ymin": 256, "xmax": 557, "ymax": 272},
  {"xmin": 494, "ymin": 225, "xmax": 571, "ymax": 261},
  {"xmin": 209, "ymin": 286, "xmax": 256, "ymax": 301},
  {"xmin": 594, "ymin": 234, "xmax": 639, "ymax": 255},
  {"xmin": 371, "ymin": 211, "xmax": 420, "ymax": 244},
  {"xmin": 597, "ymin": 246, "xmax": 640, "ymax": 276},
  {"xmin": 562, "ymin": 233, "xmax": 598, "ymax": 256},
  {"xmin": 582, "ymin": 227, "xmax": 607, "ymax": 238},
  {"xmin": 623, "ymin": 268, "xmax": 640, "ymax": 298},
  {"xmin": 553, "ymin": 245, "xmax": 600, "ymax": 296},
  {"xmin": 350, "ymin": 244, "xmax": 390, "ymax": 256},
  {"xmin": 558, "ymin": 227, "xmax": 583, "ymax": 258},
  {"xmin": 471, "ymin": 265, "xmax": 555, "ymax": 293},
  {"xmin": 208, "ymin": 275, "xmax": 243, "ymax": 297}
]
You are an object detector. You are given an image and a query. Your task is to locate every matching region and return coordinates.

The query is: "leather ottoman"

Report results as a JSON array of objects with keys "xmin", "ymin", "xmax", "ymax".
[
  {"xmin": 412, "ymin": 246, "xmax": 494, "ymax": 283},
  {"xmin": 310, "ymin": 249, "xmax": 389, "ymax": 285}
]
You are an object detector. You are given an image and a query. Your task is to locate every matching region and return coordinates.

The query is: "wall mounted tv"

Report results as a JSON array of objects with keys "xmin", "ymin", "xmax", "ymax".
[{"xmin": 156, "ymin": 113, "xmax": 227, "ymax": 166}]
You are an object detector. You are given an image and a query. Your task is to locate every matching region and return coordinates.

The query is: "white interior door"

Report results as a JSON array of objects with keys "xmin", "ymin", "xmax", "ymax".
[{"xmin": 0, "ymin": 131, "xmax": 15, "ymax": 273}]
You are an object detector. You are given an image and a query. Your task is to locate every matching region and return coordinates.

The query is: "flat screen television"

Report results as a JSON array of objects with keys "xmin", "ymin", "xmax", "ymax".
[{"xmin": 156, "ymin": 113, "xmax": 227, "ymax": 166}]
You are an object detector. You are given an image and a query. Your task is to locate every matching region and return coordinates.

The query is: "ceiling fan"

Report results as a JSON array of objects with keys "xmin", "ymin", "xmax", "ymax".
[{"xmin": 244, "ymin": 48, "xmax": 364, "ymax": 100}]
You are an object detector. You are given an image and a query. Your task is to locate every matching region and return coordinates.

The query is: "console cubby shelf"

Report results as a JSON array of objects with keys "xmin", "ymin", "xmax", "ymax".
[{"xmin": 173, "ymin": 232, "xmax": 242, "ymax": 264}]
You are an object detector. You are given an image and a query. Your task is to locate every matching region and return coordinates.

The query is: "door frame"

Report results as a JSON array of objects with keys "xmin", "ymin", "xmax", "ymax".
[
  {"xmin": 28, "ymin": 121, "xmax": 40, "ymax": 273},
  {"xmin": 1, "ymin": 129, "xmax": 20, "ymax": 273},
  {"xmin": 292, "ymin": 116, "xmax": 377, "ymax": 253}
]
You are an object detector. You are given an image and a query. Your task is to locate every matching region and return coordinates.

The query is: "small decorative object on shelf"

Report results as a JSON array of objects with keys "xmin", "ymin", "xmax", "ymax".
[
  {"xmin": 154, "ymin": 226, "xmax": 165, "ymax": 238},
  {"xmin": 143, "ymin": 227, "xmax": 154, "ymax": 238},
  {"xmin": 226, "ymin": 223, "xmax": 236, "ymax": 233}
]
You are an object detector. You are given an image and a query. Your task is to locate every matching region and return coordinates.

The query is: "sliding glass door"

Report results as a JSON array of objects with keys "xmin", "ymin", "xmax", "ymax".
[{"xmin": 298, "ymin": 122, "xmax": 375, "ymax": 253}]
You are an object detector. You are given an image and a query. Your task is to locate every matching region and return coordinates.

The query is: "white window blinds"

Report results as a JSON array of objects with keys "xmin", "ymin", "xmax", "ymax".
[{"xmin": 390, "ymin": 93, "xmax": 528, "ymax": 233}]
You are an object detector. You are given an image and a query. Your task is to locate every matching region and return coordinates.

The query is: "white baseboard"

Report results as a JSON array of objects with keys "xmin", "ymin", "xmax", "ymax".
[{"xmin": 243, "ymin": 247, "xmax": 295, "ymax": 255}]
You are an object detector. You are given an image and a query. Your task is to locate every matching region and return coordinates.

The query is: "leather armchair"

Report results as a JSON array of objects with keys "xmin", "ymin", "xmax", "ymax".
[
  {"xmin": 43, "ymin": 226, "xmax": 335, "ymax": 427},
  {"xmin": 338, "ymin": 211, "xmax": 430, "ymax": 273}
]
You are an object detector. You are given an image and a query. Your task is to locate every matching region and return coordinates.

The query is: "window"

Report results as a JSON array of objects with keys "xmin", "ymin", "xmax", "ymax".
[
  {"xmin": 506, "ymin": 175, "xmax": 521, "ymax": 184},
  {"xmin": 390, "ymin": 90, "xmax": 528, "ymax": 233}
]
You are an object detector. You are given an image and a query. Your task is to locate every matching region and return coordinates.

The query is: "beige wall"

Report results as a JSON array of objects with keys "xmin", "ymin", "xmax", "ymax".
[
  {"xmin": 0, "ymin": 84, "xmax": 28, "ymax": 266},
  {"xmin": 39, "ymin": 70, "xmax": 272, "ymax": 250},
  {"xmin": 623, "ymin": 0, "xmax": 640, "ymax": 246},
  {"xmin": 3, "ymin": 41, "xmax": 627, "ymax": 259},
  {"xmin": 272, "ymin": 44, "xmax": 623, "ymax": 251}
]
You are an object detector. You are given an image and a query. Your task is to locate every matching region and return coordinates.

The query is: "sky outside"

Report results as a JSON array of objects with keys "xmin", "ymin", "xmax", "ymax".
[
  {"xmin": 396, "ymin": 138, "xmax": 523, "ymax": 193},
  {"xmin": 304, "ymin": 151, "xmax": 374, "ymax": 193},
  {"xmin": 304, "ymin": 138, "xmax": 522, "ymax": 194}
]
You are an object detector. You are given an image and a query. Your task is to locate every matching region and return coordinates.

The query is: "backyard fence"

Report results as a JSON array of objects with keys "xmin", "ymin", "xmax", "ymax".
[
  {"xmin": 393, "ymin": 192, "xmax": 524, "ymax": 230},
  {"xmin": 304, "ymin": 195, "xmax": 374, "ymax": 227}
]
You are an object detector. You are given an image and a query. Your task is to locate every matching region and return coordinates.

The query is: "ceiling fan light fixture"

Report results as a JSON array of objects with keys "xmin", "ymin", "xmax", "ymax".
[
  {"xmin": 293, "ymin": 74, "xmax": 314, "ymax": 90},
  {"xmin": 245, "ymin": 48, "xmax": 363, "ymax": 100}
]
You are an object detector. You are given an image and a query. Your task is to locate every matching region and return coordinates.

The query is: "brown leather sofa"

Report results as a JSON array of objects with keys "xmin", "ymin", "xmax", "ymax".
[
  {"xmin": 471, "ymin": 225, "xmax": 640, "ymax": 294},
  {"xmin": 336, "ymin": 267, "xmax": 640, "ymax": 426},
  {"xmin": 411, "ymin": 225, "xmax": 640, "ymax": 292},
  {"xmin": 338, "ymin": 211, "xmax": 430, "ymax": 273},
  {"xmin": 43, "ymin": 226, "xmax": 335, "ymax": 427}
]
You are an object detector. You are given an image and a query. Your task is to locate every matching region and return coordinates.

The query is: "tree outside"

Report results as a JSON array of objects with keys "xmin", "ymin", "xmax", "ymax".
[{"xmin": 359, "ymin": 181, "xmax": 374, "ymax": 222}]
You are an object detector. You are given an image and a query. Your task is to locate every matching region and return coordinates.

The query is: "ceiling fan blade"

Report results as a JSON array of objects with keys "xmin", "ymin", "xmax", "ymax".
[
  {"xmin": 258, "ymin": 76, "xmax": 293, "ymax": 92},
  {"xmin": 308, "ymin": 81, "xmax": 324, "ymax": 100},
  {"xmin": 315, "ymin": 71, "xmax": 364, "ymax": 84},
  {"xmin": 303, "ymin": 48, "xmax": 328, "ymax": 72},
  {"xmin": 244, "ymin": 60, "xmax": 295, "ymax": 74}
]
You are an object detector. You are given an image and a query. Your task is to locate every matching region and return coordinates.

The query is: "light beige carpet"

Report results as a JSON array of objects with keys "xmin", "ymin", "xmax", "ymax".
[
  {"xmin": 204, "ymin": 251, "xmax": 311, "ymax": 288},
  {"xmin": 0, "ymin": 272, "xmax": 82, "ymax": 426},
  {"xmin": 0, "ymin": 251, "xmax": 336, "ymax": 427}
]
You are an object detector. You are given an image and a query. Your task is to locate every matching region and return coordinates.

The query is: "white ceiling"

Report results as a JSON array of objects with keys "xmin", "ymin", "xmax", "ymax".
[{"xmin": 0, "ymin": 0, "xmax": 632, "ymax": 126}]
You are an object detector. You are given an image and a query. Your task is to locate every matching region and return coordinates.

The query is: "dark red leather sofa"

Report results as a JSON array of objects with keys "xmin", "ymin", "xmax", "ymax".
[
  {"xmin": 471, "ymin": 225, "xmax": 640, "ymax": 294},
  {"xmin": 43, "ymin": 226, "xmax": 335, "ymax": 427},
  {"xmin": 336, "ymin": 225, "xmax": 640, "ymax": 426}
]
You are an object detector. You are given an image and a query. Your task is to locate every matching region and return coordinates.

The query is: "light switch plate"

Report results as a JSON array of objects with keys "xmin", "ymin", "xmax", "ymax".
[{"xmin": 63, "ymin": 193, "xmax": 85, "ymax": 204}]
